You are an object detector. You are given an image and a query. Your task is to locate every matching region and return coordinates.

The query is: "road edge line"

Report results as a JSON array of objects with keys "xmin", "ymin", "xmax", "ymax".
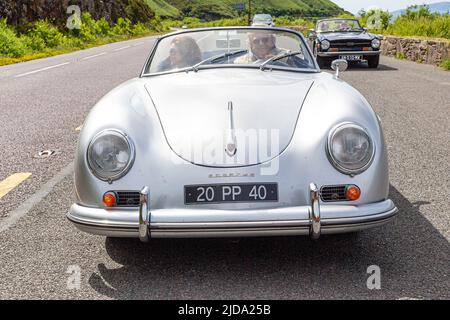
[{"xmin": 0, "ymin": 162, "xmax": 74, "ymax": 233}]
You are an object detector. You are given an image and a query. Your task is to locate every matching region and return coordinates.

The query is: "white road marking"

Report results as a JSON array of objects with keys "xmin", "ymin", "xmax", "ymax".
[
  {"xmin": 75, "ymin": 125, "xmax": 82, "ymax": 132},
  {"xmin": 0, "ymin": 173, "xmax": 32, "ymax": 199},
  {"xmin": 0, "ymin": 162, "xmax": 74, "ymax": 233},
  {"xmin": 133, "ymin": 42, "xmax": 145, "ymax": 47},
  {"xmin": 13, "ymin": 62, "xmax": 70, "ymax": 78},
  {"xmin": 113, "ymin": 45, "xmax": 131, "ymax": 52},
  {"xmin": 81, "ymin": 52, "xmax": 107, "ymax": 60}
]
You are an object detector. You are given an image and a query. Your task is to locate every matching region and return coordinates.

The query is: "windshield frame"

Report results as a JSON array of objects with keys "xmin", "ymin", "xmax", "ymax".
[
  {"xmin": 315, "ymin": 19, "xmax": 363, "ymax": 33},
  {"xmin": 140, "ymin": 26, "xmax": 320, "ymax": 77}
]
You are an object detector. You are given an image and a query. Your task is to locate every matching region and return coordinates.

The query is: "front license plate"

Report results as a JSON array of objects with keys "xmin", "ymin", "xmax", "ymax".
[
  {"xmin": 184, "ymin": 183, "xmax": 278, "ymax": 205},
  {"xmin": 340, "ymin": 55, "xmax": 362, "ymax": 61}
]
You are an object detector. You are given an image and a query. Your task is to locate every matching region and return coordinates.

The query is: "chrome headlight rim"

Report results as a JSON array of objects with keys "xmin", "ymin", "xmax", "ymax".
[
  {"xmin": 321, "ymin": 40, "xmax": 330, "ymax": 50},
  {"xmin": 371, "ymin": 38, "xmax": 381, "ymax": 49},
  {"xmin": 326, "ymin": 122, "xmax": 375, "ymax": 175},
  {"xmin": 86, "ymin": 129, "xmax": 136, "ymax": 182}
]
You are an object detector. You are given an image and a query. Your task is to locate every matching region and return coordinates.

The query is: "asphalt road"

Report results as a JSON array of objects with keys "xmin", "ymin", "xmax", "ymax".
[{"xmin": 0, "ymin": 36, "xmax": 449, "ymax": 299}]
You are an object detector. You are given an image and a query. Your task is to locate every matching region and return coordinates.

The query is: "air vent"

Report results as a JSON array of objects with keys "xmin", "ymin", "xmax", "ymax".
[
  {"xmin": 116, "ymin": 191, "xmax": 140, "ymax": 207},
  {"xmin": 320, "ymin": 185, "xmax": 347, "ymax": 202}
]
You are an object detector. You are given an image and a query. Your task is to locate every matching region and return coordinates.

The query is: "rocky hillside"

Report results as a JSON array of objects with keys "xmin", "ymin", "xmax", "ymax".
[
  {"xmin": 0, "ymin": 0, "xmax": 345, "ymax": 24},
  {"xmin": 0, "ymin": 0, "xmax": 155, "ymax": 26},
  {"xmin": 164, "ymin": 0, "xmax": 345, "ymax": 19}
]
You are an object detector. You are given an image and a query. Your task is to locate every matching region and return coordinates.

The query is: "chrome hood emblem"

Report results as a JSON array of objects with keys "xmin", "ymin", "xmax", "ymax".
[{"xmin": 225, "ymin": 101, "xmax": 237, "ymax": 157}]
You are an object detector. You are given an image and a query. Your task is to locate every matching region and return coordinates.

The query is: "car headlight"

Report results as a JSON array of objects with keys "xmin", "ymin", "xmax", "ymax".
[
  {"xmin": 320, "ymin": 40, "xmax": 330, "ymax": 50},
  {"xmin": 327, "ymin": 123, "xmax": 375, "ymax": 175},
  {"xmin": 87, "ymin": 129, "xmax": 135, "ymax": 181},
  {"xmin": 371, "ymin": 38, "xmax": 381, "ymax": 49}
]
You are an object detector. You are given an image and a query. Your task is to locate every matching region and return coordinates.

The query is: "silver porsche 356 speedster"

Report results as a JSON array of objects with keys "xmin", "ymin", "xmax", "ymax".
[{"xmin": 67, "ymin": 27, "xmax": 397, "ymax": 241}]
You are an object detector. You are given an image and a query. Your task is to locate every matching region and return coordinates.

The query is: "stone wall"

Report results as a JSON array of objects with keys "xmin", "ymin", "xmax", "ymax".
[{"xmin": 381, "ymin": 35, "xmax": 450, "ymax": 65}]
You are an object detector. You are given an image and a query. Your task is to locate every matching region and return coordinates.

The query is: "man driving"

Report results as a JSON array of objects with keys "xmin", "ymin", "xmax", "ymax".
[{"xmin": 234, "ymin": 31, "xmax": 285, "ymax": 64}]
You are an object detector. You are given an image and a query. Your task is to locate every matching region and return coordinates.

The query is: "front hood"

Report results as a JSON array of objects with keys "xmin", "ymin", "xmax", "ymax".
[
  {"xmin": 321, "ymin": 31, "xmax": 373, "ymax": 42},
  {"xmin": 144, "ymin": 69, "xmax": 314, "ymax": 167}
]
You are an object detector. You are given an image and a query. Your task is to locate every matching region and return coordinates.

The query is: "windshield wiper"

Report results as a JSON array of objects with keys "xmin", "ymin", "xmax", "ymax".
[
  {"xmin": 260, "ymin": 51, "xmax": 303, "ymax": 71},
  {"xmin": 188, "ymin": 49, "xmax": 248, "ymax": 72}
]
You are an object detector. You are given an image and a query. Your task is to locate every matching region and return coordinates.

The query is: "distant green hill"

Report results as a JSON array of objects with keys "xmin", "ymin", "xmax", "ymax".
[
  {"xmin": 144, "ymin": 0, "xmax": 181, "ymax": 18},
  {"xmin": 148, "ymin": 0, "xmax": 345, "ymax": 19}
]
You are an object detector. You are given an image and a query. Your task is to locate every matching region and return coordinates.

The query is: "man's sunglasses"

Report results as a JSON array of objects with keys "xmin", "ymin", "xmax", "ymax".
[{"xmin": 251, "ymin": 37, "xmax": 273, "ymax": 45}]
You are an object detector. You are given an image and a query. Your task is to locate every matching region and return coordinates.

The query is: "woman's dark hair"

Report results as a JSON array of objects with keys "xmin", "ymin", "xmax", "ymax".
[{"xmin": 171, "ymin": 36, "xmax": 202, "ymax": 66}]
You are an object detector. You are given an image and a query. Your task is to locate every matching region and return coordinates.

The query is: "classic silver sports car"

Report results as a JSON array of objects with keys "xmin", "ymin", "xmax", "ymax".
[{"xmin": 67, "ymin": 27, "xmax": 397, "ymax": 241}]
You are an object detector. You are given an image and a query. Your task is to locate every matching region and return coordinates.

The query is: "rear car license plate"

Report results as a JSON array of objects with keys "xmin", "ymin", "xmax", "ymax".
[
  {"xmin": 339, "ymin": 55, "xmax": 362, "ymax": 61},
  {"xmin": 184, "ymin": 183, "xmax": 278, "ymax": 204}
]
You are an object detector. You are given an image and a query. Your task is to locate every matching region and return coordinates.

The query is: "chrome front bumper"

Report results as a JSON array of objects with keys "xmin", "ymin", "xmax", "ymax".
[
  {"xmin": 317, "ymin": 51, "xmax": 380, "ymax": 57},
  {"xmin": 67, "ymin": 184, "xmax": 398, "ymax": 241}
]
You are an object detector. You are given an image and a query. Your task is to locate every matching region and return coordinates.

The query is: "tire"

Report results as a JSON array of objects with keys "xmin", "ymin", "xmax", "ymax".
[
  {"xmin": 317, "ymin": 56, "xmax": 330, "ymax": 69},
  {"xmin": 367, "ymin": 55, "xmax": 380, "ymax": 68}
]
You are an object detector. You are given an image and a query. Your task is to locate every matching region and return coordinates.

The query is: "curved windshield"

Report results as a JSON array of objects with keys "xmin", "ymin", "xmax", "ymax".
[
  {"xmin": 144, "ymin": 28, "xmax": 316, "ymax": 75},
  {"xmin": 316, "ymin": 19, "xmax": 363, "ymax": 33}
]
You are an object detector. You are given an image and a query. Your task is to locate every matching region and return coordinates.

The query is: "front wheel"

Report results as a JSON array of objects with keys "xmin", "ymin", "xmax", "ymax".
[{"xmin": 367, "ymin": 55, "xmax": 380, "ymax": 68}]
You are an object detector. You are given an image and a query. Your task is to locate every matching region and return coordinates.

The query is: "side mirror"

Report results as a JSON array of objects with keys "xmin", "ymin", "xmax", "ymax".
[
  {"xmin": 331, "ymin": 59, "xmax": 348, "ymax": 78},
  {"xmin": 308, "ymin": 29, "xmax": 317, "ymax": 40},
  {"xmin": 363, "ymin": 27, "xmax": 368, "ymax": 32}
]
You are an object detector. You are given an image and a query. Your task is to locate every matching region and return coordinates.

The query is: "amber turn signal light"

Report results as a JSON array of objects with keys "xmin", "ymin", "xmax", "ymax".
[
  {"xmin": 346, "ymin": 185, "xmax": 361, "ymax": 201},
  {"xmin": 103, "ymin": 192, "xmax": 117, "ymax": 207}
]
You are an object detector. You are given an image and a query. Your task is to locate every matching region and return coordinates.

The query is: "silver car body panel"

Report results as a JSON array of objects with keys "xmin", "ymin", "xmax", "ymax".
[{"xmin": 69, "ymin": 27, "xmax": 396, "ymax": 239}]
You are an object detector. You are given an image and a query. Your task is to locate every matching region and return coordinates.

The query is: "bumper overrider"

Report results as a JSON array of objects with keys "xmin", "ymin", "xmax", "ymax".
[{"xmin": 67, "ymin": 183, "xmax": 397, "ymax": 241}]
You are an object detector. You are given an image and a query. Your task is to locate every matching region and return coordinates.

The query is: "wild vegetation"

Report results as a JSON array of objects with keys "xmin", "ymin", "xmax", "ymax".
[
  {"xmin": 441, "ymin": 59, "xmax": 450, "ymax": 70},
  {"xmin": 160, "ymin": 0, "xmax": 344, "ymax": 20},
  {"xmin": 359, "ymin": 5, "xmax": 450, "ymax": 41},
  {"xmin": 0, "ymin": 13, "xmax": 164, "ymax": 66},
  {"xmin": 1, "ymin": 2, "xmax": 449, "ymax": 68}
]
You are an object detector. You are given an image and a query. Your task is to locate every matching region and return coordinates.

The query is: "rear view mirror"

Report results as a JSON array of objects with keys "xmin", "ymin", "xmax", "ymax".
[
  {"xmin": 331, "ymin": 59, "xmax": 348, "ymax": 78},
  {"xmin": 216, "ymin": 39, "xmax": 242, "ymax": 49}
]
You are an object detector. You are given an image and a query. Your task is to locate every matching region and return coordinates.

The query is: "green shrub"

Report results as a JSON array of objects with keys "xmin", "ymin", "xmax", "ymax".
[
  {"xmin": 27, "ymin": 20, "xmax": 64, "ymax": 48},
  {"xmin": 131, "ymin": 22, "xmax": 147, "ymax": 36},
  {"xmin": 111, "ymin": 17, "xmax": 134, "ymax": 36},
  {"xmin": 95, "ymin": 18, "xmax": 111, "ymax": 37},
  {"xmin": 79, "ymin": 12, "xmax": 102, "ymax": 41},
  {"xmin": 0, "ymin": 19, "xmax": 29, "ymax": 57},
  {"xmin": 441, "ymin": 59, "xmax": 450, "ymax": 70},
  {"xmin": 387, "ymin": 14, "xmax": 450, "ymax": 40},
  {"xmin": 395, "ymin": 52, "xmax": 406, "ymax": 60}
]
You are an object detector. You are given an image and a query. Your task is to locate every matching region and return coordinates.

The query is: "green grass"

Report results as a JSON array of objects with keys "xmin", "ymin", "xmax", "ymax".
[
  {"xmin": 386, "ymin": 15, "xmax": 450, "ymax": 40},
  {"xmin": 395, "ymin": 52, "xmax": 406, "ymax": 60},
  {"xmin": 440, "ymin": 59, "xmax": 450, "ymax": 70},
  {"xmin": 144, "ymin": 0, "xmax": 181, "ymax": 18},
  {"xmin": 359, "ymin": 6, "xmax": 450, "ymax": 41}
]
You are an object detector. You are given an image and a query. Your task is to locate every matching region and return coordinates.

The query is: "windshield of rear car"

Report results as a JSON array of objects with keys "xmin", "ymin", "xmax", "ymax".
[
  {"xmin": 254, "ymin": 15, "xmax": 272, "ymax": 22},
  {"xmin": 316, "ymin": 19, "xmax": 363, "ymax": 33},
  {"xmin": 143, "ymin": 28, "xmax": 316, "ymax": 75}
]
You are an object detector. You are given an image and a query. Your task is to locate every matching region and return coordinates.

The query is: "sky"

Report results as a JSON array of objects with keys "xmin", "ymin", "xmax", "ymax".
[{"xmin": 332, "ymin": 0, "xmax": 443, "ymax": 14}]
